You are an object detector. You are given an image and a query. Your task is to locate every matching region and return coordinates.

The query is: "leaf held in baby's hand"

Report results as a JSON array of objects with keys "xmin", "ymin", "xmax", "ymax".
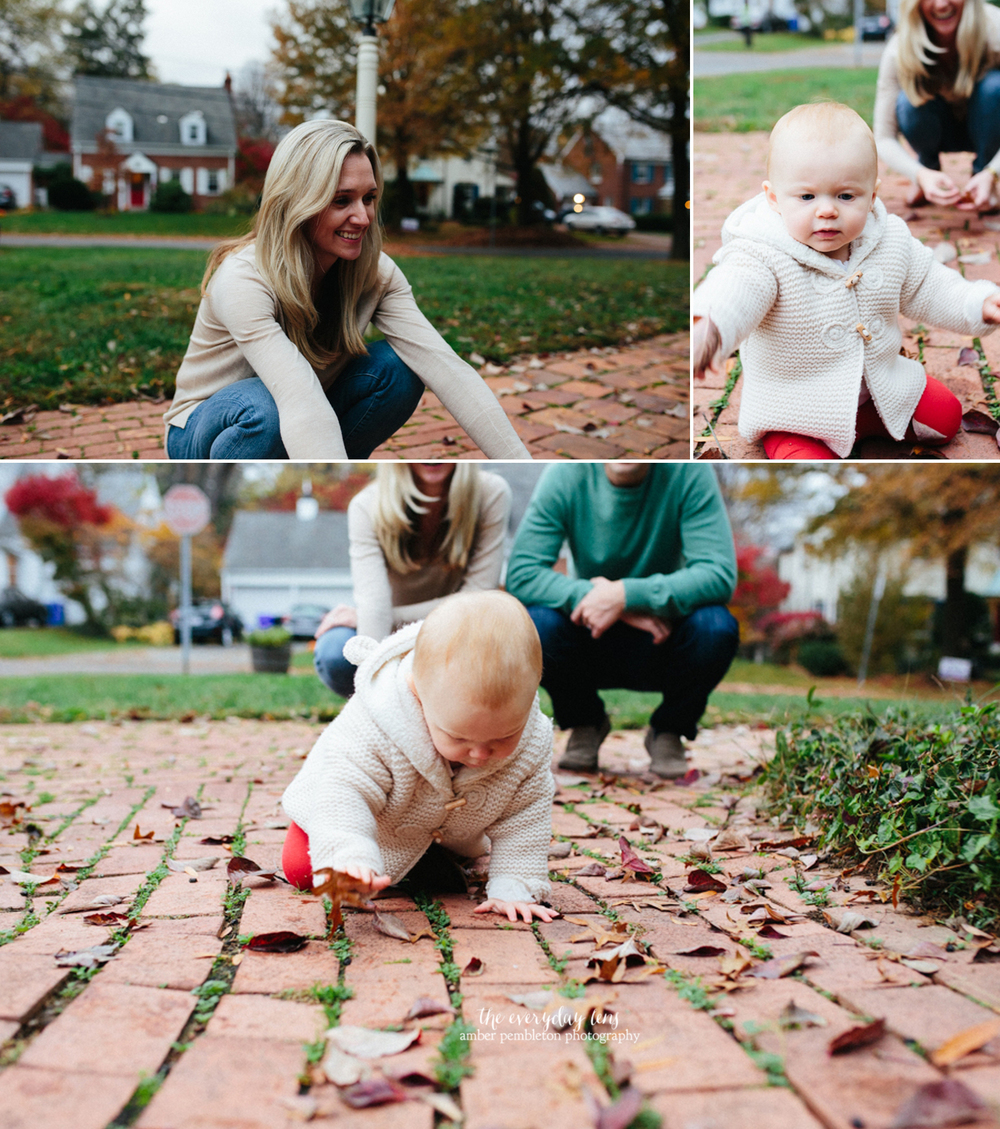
[
  {"xmin": 311, "ymin": 868, "xmax": 376, "ymax": 929},
  {"xmin": 243, "ymin": 931, "xmax": 308, "ymax": 953}
]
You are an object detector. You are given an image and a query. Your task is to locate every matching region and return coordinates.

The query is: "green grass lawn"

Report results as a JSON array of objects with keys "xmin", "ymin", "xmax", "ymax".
[
  {"xmin": 0, "ymin": 628, "xmax": 124, "ymax": 658},
  {"xmin": 0, "ymin": 211, "xmax": 252, "ymax": 237},
  {"xmin": 696, "ymin": 31, "xmax": 829, "ymax": 52},
  {"xmin": 694, "ymin": 67, "xmax": 878, "ymax": 131},
  {"xmin": 0, "ymin": 248, "xmax": 686, "ymax": 411}
]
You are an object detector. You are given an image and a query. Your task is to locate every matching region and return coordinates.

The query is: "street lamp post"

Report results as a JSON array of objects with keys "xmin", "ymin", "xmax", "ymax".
[{"xmin": 348, "ymin": 0, "xmax": 396, "ymax": 145}]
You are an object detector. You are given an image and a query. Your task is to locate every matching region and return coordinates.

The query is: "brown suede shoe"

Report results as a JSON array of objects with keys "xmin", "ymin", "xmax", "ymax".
[
  {"xmin": 557, "ymin": 716, "xmax": 611, "ymax": 772},
  {"xmin": 645, "ymin": 729, "xmax": 688, "ymax": 778}
]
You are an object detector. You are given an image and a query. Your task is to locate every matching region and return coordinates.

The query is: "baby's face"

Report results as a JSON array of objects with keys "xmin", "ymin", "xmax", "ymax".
[
  {"xmin": 411, "ymin": 672, "xmax": 533, "ymax": 769},
  {"xmin": 763, "ymin": 135, "xmax": 878, "ymax": 261}
]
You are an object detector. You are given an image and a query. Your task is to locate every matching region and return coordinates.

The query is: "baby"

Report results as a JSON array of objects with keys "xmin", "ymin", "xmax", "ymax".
[
  {"xmin": 281, "ymin": 589, "xmax": 558, "ymax": 923},
  {"xmin": 693, "ymin": 102, "xmax": 1000, "ymax": 459}
]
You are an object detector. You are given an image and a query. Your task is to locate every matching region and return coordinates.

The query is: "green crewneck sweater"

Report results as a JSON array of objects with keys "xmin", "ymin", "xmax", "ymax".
[{"xmin": 505, "ymin": 464, "xmax": 736, "ymax": 618}]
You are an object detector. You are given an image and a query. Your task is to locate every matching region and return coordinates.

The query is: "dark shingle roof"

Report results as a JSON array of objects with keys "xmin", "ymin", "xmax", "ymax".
[
  {"xmin": 223, "ymin": 511, "xmax": 351, "ymax": 572},
  {"xmin": 0, "ymin": 121, "xmax": 43, "ymax": 160},
  {"xmin": 71, "ymin": 75, "xmax": 236, "ymax": 152}
]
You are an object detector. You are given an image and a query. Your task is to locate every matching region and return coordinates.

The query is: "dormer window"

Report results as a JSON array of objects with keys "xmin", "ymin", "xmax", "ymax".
[
  {"xmin": 105, "ymin": 107, "xmax": 133, "ymax": 143},
  {"xmin": 179, "ymin": 110, "xmax": 206, "ymax": 146}
]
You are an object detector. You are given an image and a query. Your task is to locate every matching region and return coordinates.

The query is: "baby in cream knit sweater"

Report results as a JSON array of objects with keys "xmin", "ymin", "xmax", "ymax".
[
  {"xmin": 281, "ymin": 591, "xmax": 559, "ymax": 924},
  {"xmin": 693, "ymin": 102, "xmax": 1000, "ymax": 459}
]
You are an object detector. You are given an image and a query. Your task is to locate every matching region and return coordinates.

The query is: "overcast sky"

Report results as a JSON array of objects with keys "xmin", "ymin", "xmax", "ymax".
[{"xmin": 144, "ymin": 0, "xmax": 279, "ymax": 86}]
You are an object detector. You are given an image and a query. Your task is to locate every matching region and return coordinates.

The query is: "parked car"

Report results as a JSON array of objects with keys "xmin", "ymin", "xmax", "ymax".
[
  {"xmin": 282, "ymin": 603, "xmax": 331, "ymax": 640},
  {"xmin": 170, "ymin": 600, "xmax": 243, "ymax": 645},
  {"xmin": 0, "ymin": 184, "xmax": 15, "ymax": 210},
  {"xmin": 859, "ymin": 13, "xmax": 893, "ymax": 39},
  {"xmin": 0, "ymin": 588, "xmax": 48, "ymax": 627},
  {"xmin": 564, "ymin": 205, "xmax": 636, "ymax": 236}
]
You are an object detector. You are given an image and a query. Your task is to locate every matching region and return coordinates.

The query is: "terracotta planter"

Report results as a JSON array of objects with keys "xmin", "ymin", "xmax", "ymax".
[{"xmin": 251, "ymin": 644, "xmax": 291, "ymax": 674}]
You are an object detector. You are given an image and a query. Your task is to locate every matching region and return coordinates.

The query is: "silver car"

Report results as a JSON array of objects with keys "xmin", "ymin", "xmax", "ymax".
[
  {"xmin": 564, "ymin": 205, "xmax": 636, "ymax": 236},
  {"xmin": 282, "ymin": 603, "xmax": 331, "ymax": 640}
]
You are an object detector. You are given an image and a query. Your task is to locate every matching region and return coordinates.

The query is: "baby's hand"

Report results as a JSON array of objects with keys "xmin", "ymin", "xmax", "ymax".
[
  {"xmin": 341, "ymin": 863, "xmax": 392, "ymax": 895},
  {"xmin": 474, "ymin": 898, "xmax": 560, "ymax": 923},
  {"xmin": 983, "ymin": 291, "xmax": 1000, "ymax": 324},
  {"xmin": 693, "ymin": 316, "xmax": 722, "ymax": 380}
]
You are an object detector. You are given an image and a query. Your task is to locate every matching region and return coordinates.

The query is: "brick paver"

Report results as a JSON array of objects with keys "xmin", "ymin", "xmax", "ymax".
[
  {"xmin": 0, "ymin": 333, "xmax": 689, "ymax": 462},
  {"xmin": 3, "ymin": 717, "xmax": 1000, "ymax": 1128},
  {"xmin": 693, "ymin": 131, "xmax": 1000, "ymax": 459}
]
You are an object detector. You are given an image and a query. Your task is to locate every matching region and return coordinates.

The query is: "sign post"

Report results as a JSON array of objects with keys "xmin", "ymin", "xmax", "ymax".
[{"xmin": 163, "ymin": 485, "xmax": 212, "ymax": 676}]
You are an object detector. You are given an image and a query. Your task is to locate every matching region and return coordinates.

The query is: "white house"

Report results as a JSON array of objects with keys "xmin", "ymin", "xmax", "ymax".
[{"xmin": 0, "ymin": 121, "xmax": 42, "ymax": 210}]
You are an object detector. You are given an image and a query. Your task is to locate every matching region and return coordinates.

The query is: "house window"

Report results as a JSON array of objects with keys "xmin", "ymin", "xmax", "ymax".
[
  {"xmin": 589, "ymin": 162, "xmax": 603, "ymax": 183},
  {"xmin": 179, "ymin": 111, "xmax": 207, "ymax": 147},
  {"xmin": 632, "ymin": 163, "xmax": 654, "ymax": 185},
  {"xmin": 179, "ymin": 167, "xmax": 194, "ymax": 194},
  {"xmin": 207, "ymin": 169, "xmax": 219, "ymax": 193},
  {"xmin": 630, "ymin": 197, "xmax": 653, "ymax": 215},
  {"xmin": 105, "ymin": 108, "xmax": 133, "ymax": 143},
  {"xmin": 102, "ymin": 170, "xmax": 116, "ymax": 196},
  {"xmin": 159, "ymin": 167, "xmax": 172, "ymax": 182}
]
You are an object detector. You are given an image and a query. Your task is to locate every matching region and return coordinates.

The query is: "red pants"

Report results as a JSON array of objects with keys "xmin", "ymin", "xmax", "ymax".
[
  {"xmin": 282, "ymin": 822, "xmax": 313, "ymax": 891},
  {"xmin": 762, "ymin": 375, "xmax": 962, "ymax": 460}
]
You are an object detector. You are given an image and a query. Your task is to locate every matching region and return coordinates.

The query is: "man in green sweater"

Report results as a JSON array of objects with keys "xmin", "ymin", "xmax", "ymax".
[{"xmin": 505, "ymin": 463, "xmax": 738, "ymax": 778}]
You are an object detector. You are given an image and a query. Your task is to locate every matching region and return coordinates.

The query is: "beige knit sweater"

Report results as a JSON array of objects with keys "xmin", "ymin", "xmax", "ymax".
[
  {"xmin": 692, "ymin": 195, "xmax": 998, "ymax": 457},
  {"xmin": 349, "ymin": 473, "xmax": 511, "ymax": 641},
  {"xmin": 164, "ymin": 245, "xmax": 530, "ymax": 460},
  {"xmin": 281, "ymin": 623, "xmax": 555, "ymax": 904},
  {"xmin": 874, "ymin": 6, "xmax": 1000, "ymax": 181}
]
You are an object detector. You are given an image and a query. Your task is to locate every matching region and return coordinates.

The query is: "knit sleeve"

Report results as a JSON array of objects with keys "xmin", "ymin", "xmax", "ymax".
[
  {"xmin": 899, "ymin": 229, "xmax": 999, "ymax": 336},
  {"xmin": 484, "ymin": 740, "xmax": 555, "ymax": 905},
  {"xmin": 873, "ymin": 38, "xmax": 924, "ymax": 181},
  {"xmin": 691, "ymin": 250, "xmax": 778, "ymax": 359},
  {"xmin": 371, "ymin": 258, "xmax": 530, "ymax": 459},
  {"xmin": 206, "ymin": 255, "xmax": 349, "ymax": 459}
]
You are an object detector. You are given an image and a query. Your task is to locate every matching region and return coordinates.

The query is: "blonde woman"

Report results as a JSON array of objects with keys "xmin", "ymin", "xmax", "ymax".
[
  {"xmin": 874, "ymin": 0, "xmax": 1000, "ymax": 209},
  {"xmin": 313, "ymin": 463, "xmax": 511, "ymax": 697},
  {"xmin": 163, "ymin": 120, "xmax": 529, "ymax": 459}
]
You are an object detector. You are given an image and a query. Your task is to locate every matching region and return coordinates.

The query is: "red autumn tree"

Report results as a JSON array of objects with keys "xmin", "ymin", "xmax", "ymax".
[{"xmin": 729, "ymin": 544, "xmax": 791, "ymax": 647}]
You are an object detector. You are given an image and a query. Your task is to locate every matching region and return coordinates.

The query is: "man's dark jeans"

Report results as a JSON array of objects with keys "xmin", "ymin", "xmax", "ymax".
[{"xmin": 527, "ymin": 604, "xmax": 739, "ymax": 740}]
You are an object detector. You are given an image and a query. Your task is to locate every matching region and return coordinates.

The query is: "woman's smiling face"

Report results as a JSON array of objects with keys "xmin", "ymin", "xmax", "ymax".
[
  {"xmin": 919, "ymin": 0, "xmax": 964, "ymax": 43},
  {"xmin": 309, "ymin": 152, "xmax": 377, "ymax": 275}
]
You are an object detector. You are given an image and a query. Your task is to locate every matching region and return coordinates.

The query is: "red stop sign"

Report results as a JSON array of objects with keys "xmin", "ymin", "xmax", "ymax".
[{"xmin": 163, "ymin": 484, "xmax": 211, "ymax": 536}]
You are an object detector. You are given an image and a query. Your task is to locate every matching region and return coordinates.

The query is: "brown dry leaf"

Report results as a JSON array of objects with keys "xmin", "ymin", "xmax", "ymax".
[
  {"xmin": 672, "ymin": 945, "xmax": 728, "ymax": 958},
  {"xmin": 750, "ymin": 951, "xmax": 820, "ymax": 980},
  {"xmin": 609, "ymin": 896, "xmax": 675, "ymax": 912},
  {"xmin": 826, "ymin": 909, "xmax": 878, "ymax": 934},
  {"xmin": 779, "ymin": 999, "xmax": 828, "ymax": 1029},
  {"xmin": 340, "ymin": 1078, "xmax": 409, "ymax": 1108},
  {"xmin": 712, "ymin": 828, "xmax": 751, "ymax": 851},
  {"xmin": 231, "ymin": 953, "xmax": 243, "ymax": 966},
  {"xmin": 321, "ymin": 1043, "xmax": 371, "ymax": 1086},
  {"xmin": 163, "ymin": 796, "xmax": 202, "ymax": 819},
  {"xmin": 888, "ymin": 1077, "xmax": 992, "ymax": 1128},
  {"xmin": 326, "ymin": 1025, "xmax": 421, "ymax": 1058},
  {"xmin": 544, "ymin": 990, "xmax": 617, "ymax": 1032},
  {"xmin": 167, "ymin": 856, "xmax": 220, "ymax": 873},
  {"xmin": 929, "ymin": 1019, "xmax": 1000, "ymax": 1067},
  {"xmin": 576, "ymin": 862, "xmax": 607, "ymax": 877},
  {"xmin": 311, "ymin": 868, "xmax": 375, "ymax": 929},
  {"xmin": 684, "ymin": 870, "xmax": 727, "ymax": 894},
  {"xmin": 829, "ymin": 1016, "xmax": 886, "ymax": 1055},
  {"xmin": 903, "ymin": 942, "xmax": 951, "ymax": 962},
  {"xmin": 718, "ymin": 951, "xmax": 753, "ymax": 979},
  {"xmin": 132, "ymin": 824, "xmax": 155, "ymax": 840},
  {"xmin": 404, "ymin": 997, "xmax": 455, "ymax": 1021},
  {"xmin": 372, "ymin": 911, "xmax": 413, "ymax": 942},
  {"xmin": 59, "ymin": 894, "xmax": 128, "ymax": 914},
  {"xmin": 54, "ymin": 943, "xmax": 118, "ymax": 969},
  {"xmin": 592, "ymin": 1085, "xmax": 644, "ymax": 1129},
  {"xmin": 2, "ymin": 868, "xmax": 60, "ymax": 887},
  {"xmin": 82, "ymin": 911, "xmax": 131, "ymax": 927}
]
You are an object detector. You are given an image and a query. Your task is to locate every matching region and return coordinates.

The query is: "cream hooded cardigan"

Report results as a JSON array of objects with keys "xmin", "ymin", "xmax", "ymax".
[
  {"xmin": 692, "ymin": 194, "xmax": 998, "ymax": 457},
  {"xmin": 281, "ymin": 623, "xmax": 554, "ymax": 904}
]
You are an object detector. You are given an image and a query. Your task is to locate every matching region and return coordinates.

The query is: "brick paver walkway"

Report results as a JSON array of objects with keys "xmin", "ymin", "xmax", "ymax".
[
  {"xmin": 3, "ymin": 718, "xmax": 999, "ymax": 1128},
  {"xmin": 0, "ymin": 334, "xmax": 689, "ymax": 462},
  {"xmin": 693, "ymin": 131, "xmax": 1000, "ymax": 459}
]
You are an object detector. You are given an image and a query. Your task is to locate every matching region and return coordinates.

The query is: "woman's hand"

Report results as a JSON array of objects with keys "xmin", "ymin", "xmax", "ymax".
[
  {"xmin": 958, "ymin": 169, "xmax": 997, "ymax": 211},
  {"xmin": 473, "ymin": 899, "xmax": 560, "ymax": 923},
  {"xmin": 693, "ymin": 316, "xmax": 723, "ymax": 380},
  {"xmin": 916, "ymin": 166, "xmax": 963, "ymax": 207},
  {"xmin": 315, "ymin": 604, "xmax": 358, "ymax": 638},
  {"xmin": 341, "ymin": 863, "xmax": 392, "ymax": 894}
]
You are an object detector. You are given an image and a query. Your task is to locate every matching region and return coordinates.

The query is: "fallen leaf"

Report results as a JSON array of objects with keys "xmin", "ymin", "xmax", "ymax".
[
  {"xmin": 58, "ymin": 894, "xmax": 128, "ymax": 915},
  {"xmin": 310, "ymin": 868, "xmax": 374, "ymax": 929},
  {"xmin": 421, "ymin": 1092, "xmax": 463, "ymax": 1121},
  {"xmin": 507, "ymin": 990, "xmax": 553, "ymax": 1010},
  {"xmin": 132, "ymin": 824, "xmax": 155, "ymax": 840},
  {"xmin": 829, "ymin": 1016, "xmax": 886, "ymax": 1055},
  {"xmin": 683, "ymin": 827, "xmax": 717, "ymax": 843},
  {"xmin": 226, "ymin": 856, "xmax": 282, "ymax": 886},
  {"xmin": 903, "ymin": 942, "xmax": 951, "ymax": 961},
  {"xmin": 684, "ymin": 870, "xmax": 727, "ymax": 894},
  {"xmin": 2, "ymin": 868, "xmax": 60, "ymax": 887},
  {"xmin": 618, "ymin": 836, "xmax": 656, "ymax": 877},
  {"xmin": 958, "ymin": 346, "xmax": 981, "ymax": 367},
  {"xmin": 826, "ymin": 909, "xmax": 878, "ymax": 934},
  {"xmin": 576, "ymin": 862, "xmax": 607, "ymax": 877},
  {"xmin": 750, "ymin": 951, "xmax": 820, "ymax": 980},
  {"xmin": 340, "ymin": 1078, "xmax": 409, "ymax": 1108},
  {"xmin": 929, "ymin": 1019, "xmax": 1000, "ymax": 1067},
  {"xmin": 403, "ymin": 997, "xmax": 455, "ymax": 1021},
  {"xmin": 278, "ymin": 1094, "xmax": 319, "ymax": 1121},
  {"xmin": 672, "ymin": 945, "xmax": 728, "ymax": 957},
  {"xmin": 163, "ymin": 796, "xmax": 202, "ymax": 819},
  {"xmin": 243, "ymin": 931, "xmax": 308, "ymax": 953},
  {"xmin": 373, "ymin": 911, "xmax": 414, "ymax": 942},
  {"xmin": 54, "ymin": 943, "xmax": 118, "ymax": 969},
  {"xmin": 83, "ymin": 912, "xmax": 131, "ymax": 926},
  {"xmin": 326, "ymin": 1025, "xmax": 421, "ymax": 1058},
  {"xmin": 167, "ymin": 856, "xmax": 219, "ymax": 873},
  {"xmin": 321, "ymin": 1043, "xmax": 371, "ymax": 1086},
  {"xmin": 718, "ymin": 952, "xmax": 754, "ymax": 979},
  {"xmin": 199, "ymin": 834, "xmax": 235, "ymax": 845},
  {"xmin": 674, "ymin": 768, "xmax": 702, "ymax": 786},
  {"xmin": 712, "ymin": 828, "xmax": 750, "ymax": 851},
  {"xmin": 688, "ymin": 841, "xmax": 713, "ymax": 861},
  {"xmin": 593, "ymin": 1085, "xmax": 644, "ymax": 1129},
  {"xmin": 779, "ymin": 999, "xmax": 828, "ymax": 1029},
  {"xmin": 889, "ymin": 1078, "xmax": 992, "ymax": 1128},
  {"xmin": 549, "ymin": 842, "xmax": 573, "ymax": 858},
  {"xmin": 962, "ymin": 409, "xmax": 999, "ymax": 435},
  {"xmin": 462, "ymin": 956, "xmax": 485, "ymax": 976},
  {"xmin": 757, "ymin": 925, "xmax": 791, "ymax": 939}
]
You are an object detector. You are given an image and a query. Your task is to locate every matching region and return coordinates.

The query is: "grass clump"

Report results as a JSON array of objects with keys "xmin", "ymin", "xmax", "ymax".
[{"xmin": 762, "ymin": 704, "xmax": 1000, "ymax": 927}]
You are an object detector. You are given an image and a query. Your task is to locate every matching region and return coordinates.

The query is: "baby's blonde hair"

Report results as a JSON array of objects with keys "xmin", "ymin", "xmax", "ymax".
[
  {"xmin": 412, "ymin": 591, "xmax": 541, "ymax": 710},
  {"xmin": 767, "ymin": 103, "xmax": 878, "ymax": 184}
]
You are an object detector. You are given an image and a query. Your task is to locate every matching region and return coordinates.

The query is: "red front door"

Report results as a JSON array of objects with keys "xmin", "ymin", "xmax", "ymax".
[{"xmin": 130, "ymin": 173, "xmax": 145, "ymax": 208}]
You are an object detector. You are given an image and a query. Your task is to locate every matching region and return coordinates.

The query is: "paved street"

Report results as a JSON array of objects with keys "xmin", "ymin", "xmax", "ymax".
[
  {"xmin": 3, "ymin": 719, "xmax": 999, "ymax": 1128},
  {"xmin": 694, "ymin": 40, "xmax": 886, "ymax": 77},
  {"xmin": 693, "ymin": 132, "xmax": 1000, "ymax": 458},
  {"xmin": 0, "ymin": 333, "xmax": 690, "ymax": 462}
]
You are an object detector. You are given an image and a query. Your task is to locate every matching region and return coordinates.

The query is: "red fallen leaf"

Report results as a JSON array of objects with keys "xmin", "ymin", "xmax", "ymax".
[
  {"xmin": 243, "ymin": 931, "xmax": 308, "ymax": 953},
  {"xmin": 962, "ymin": 409, "xmax": 999, "ymax": 435},
  {"xmin": 462, "ymin": 956, "xmax": 485, "ymax": 976},
  {"xmin": 672, "ymin": 945, "xmax": 728, "ymax": 957},
  {"xmin": 758, "ymin": 925, "xmax": 792, "ymax": 939},
  {"xmin": 404, "ymin": 997, "xmax": 455, "ymax": 1021},
  {"xmin": 757, "ymin": 836, "xmax": 814, "ymax": 850},
  {"xmin": 83, "ymin": 911, "xmax": 131, "ymax": 926},
  {"xmin": 684, "ymin": 869, "xmax": 727, "ymax": 894},
  {"xmin": 673, "ymin": 768, "xmax": 702, "ymax": 787},
  {"xmin": 133, "ymin": 824, "xmax": 155, "ymax": 840},
  {"xmin": 199, "ymin": 835, "xmax": 235, "ymax": 845},
  {"xmin": 829, "ymin": 1016, "xmax": 886, "ymax": 1055},
  {"xmin": 594, "ymin": 1084, "xmax": 644, "ymax": 1129},
  {"xmin": 55, "ymin": 863, "xmax": 81, "ymax": 873},
  {"xmin": 888, "ymin": 1078, "xmax": 992, "ymax": 1128},
  {"xmin": 576, "ymin": 863, "xmax": 607, "ymax": 877},
  {"xmin": 958, "ymin": 347, "xmax": 981, "ymax": 367},
  {"xmin": 618, "ymin": 837, "xmax": 655, "ymax": 875},
  {"xmin": 750, "ymin": 950, "xmax": 820, "ymax": 980},
  {"xmin": 163, "ymin": 796, "xmax": 202, "ymax": 819},
  {"xmin": 340, "ymin": 1078, "xmax": 409, "ymax": 1108}
]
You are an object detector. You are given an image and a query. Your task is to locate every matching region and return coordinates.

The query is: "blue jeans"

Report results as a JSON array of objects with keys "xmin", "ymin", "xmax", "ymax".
[
  {"xmin": 167, "ymin": 340, "xmax": 424, "ymax": 459},
  {"xmin": 313, "ymin": 626, "xmax": 358, "ymax": 699},
  {"xmin": 896, "ymin": 70, "xmax": 1000, "ymax": 173},
  {"xmin": 528, "ymin": 604, "xmax": 739, "ymax": 740}
]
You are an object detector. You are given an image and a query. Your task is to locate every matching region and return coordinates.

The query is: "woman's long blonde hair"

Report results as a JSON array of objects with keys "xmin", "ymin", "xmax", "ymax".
[
  {"xmin": 202, "ymin": 119, "xmax": 384, "ymax": 366},
  {"xmin": 371, "ymin": 465, "xmax": 483, "ymax": 576},
  {"xmin": 896, "ymin": 0, "xmax": 989, "ymax": 104}
]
